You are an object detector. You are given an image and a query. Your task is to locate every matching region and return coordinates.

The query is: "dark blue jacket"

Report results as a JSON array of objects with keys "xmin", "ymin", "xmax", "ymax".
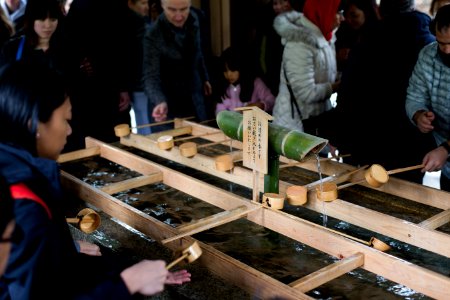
[{"xmin": 0, "ymin": 143, "xmax": 131, "ymax": 300}]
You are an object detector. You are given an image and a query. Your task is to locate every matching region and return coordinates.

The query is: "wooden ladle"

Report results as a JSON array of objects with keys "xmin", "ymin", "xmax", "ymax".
[
  {"xmin": 262, "ymin": 193, "xmax": 285, "ymax": 210},
  {"xmin": 286, "ymin": 185, "xmax": 308, "ymax": 205},
  {"xmin": 214, "ymin": 152, "xmax": 243, "ymax": 171},
  {"xmin": 323, "ymin": 227, "xmax": 391, "ymax": 251},
  {"xmin": 316, "ymin": 182, "xmax": 339, "ymax": 202},
  {"xmin": 365, "ymin": 163, "xmax": 425, "ymax": 188},
  {"xmin": 337, "ymin": 164, "xmax": 425, "ymax": 190},
  {"xmin": 166, "ymin": 241, "xmax": 202, "ymax": 270},
  {"xmin": 66, "ymin": 208, "xmax": 101, "ymax": 234}
]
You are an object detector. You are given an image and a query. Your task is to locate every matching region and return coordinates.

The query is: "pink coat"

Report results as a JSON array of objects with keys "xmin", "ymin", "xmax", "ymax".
[{"xmin": 215, "ymin": 77, "xmax": 275, "ymax": 115}]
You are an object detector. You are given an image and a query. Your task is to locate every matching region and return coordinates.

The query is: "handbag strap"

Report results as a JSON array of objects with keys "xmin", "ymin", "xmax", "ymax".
[
  {"xmin": 15, "ymin": 36, "xmax": 25, "ymax": 61},
  {"xmin": 10, "ymin": 183, "xmax": 52, "ymax": 219},
  {"xmin": 283, "ymin": 66, "xmax": 302, "ymax": 119}
]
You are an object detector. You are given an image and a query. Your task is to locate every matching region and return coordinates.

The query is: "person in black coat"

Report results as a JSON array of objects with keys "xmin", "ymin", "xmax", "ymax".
[
  {"xmin": 63, "ymin": 0, "xmax": 133, "ymax": 151},
  {"xmin": 0, "ymin": 61, "xmax": 191, "ymax": 299},
  {"xmin": 143, "ymin": 0, "xmax": 212, "ymax": 126},
  {"xmin": 331, "ymin": 0, "xmax": 436, "ymax": 183}
]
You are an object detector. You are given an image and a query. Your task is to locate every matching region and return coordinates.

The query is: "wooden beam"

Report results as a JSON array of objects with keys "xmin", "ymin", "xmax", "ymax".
[
  {"xmin": 100, "ymin": 173, "xmax": 163, "ymax": 195},
  {"xmin": 293, "ymin": 159, "xmax": 450, "ymax": 211},
  {"xmin": 289, "ymin": 252, "xmax": 364, "ymax": 292},
  {"xmin": 57, "ymin": 146, "xmax": 100, "ymax": 163},
  {"xmin": 119, "ymin": 133, "xmax": 450, "ymax": 258},
  {"xmin": 60, "ymin": 170, "xmax": 313, "ymax": 300},
  {"xmin": 162, "ymin": 205, "xmax": 261, "ymax": 244},
  {"xmin": 419, "ymin": 209, "xmax": 450, "ymax": 230},
  {"xmin": 120, "ymin": 133, "xmax": 259, "ymax": 192},
  {"xmin": 77, "ymin": 138, "xmax": 450, "ymax": 299}
]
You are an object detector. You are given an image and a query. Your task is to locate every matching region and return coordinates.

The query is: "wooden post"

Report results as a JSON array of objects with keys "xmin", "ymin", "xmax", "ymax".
[{"xmin": 235, "ymin": 107, "xmax": 273, "ymax": 202}]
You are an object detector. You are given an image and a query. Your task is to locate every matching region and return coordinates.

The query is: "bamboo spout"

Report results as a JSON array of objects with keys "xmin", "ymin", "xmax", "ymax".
[
  {"xmin": 216, "ymin": 111, "xmax": 328, "ymax": 162},
  {"xmin": 216, "ymin": 111, "xmax": 328, "ymax": 194}
]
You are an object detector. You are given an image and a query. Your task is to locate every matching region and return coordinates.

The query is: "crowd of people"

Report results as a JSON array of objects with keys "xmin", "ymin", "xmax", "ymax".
[{"xmin": 1, "ymin": 0, "xmax": 450, "ymax": 298}]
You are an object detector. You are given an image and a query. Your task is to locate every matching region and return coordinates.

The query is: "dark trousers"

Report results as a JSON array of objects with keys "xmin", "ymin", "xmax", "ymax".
[{"xmin": 440, "ymin": 173, "xmax": 450, "ymax": 192}]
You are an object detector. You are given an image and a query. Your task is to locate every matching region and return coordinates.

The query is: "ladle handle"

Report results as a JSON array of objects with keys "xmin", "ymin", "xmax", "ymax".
[
  {"xmin": 166, "ymin": 253, "xmax": 189, "ymax": 270},
  {"xmin": 134, "ymin": 116, "xmax": 195, "ymax": 129},
  {"xmin": 387, "ymin": 164, "xmax": 425, "ymax": 175},
  {"xmin": 66, "ymin": 217, "xmax": 80, "ymax": 223},
  {"xmin": 280, "ymin": 154, "xmax": 351, "ymax": 169},
  {"xmin": 337, "ymin": 178, "xmax": 366, "ymax": 190},
  {"xmin": 197, "ymin": 139, "xmax": 231, "ymax": 149},
  {"xmin": 174, "ymin": 131, "xmax": 221, "ymax": 142},
  {"xmin": 323, "ymin": 227, "xmax": 371, "ymax": 245}
]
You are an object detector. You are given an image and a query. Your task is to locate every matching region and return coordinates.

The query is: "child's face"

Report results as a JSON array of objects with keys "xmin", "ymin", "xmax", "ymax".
[{"xmin": 224, "ymin": 67, "xmax": 240, "ymax": 85}]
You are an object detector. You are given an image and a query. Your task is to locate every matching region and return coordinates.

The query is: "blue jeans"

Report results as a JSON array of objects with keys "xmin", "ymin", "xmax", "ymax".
[{"xmin": 131, "ymin": 91, "xmax": 153, "ymax": 135}]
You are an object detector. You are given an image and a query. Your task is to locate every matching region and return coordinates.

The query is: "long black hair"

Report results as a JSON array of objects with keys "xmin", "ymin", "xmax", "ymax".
[
  {"xmin": 0, "ymin": 61, "xmax": 67, "ymax": 154},
  {"xmin": 220, "ymin": 46, "xmax": 256, "ymax": 103},
  {"xmin": 22, "ymin": 0, "xmax": 64, "ymax": 48}
]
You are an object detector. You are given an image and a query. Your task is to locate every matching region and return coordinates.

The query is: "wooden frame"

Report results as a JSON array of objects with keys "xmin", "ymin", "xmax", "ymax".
[
  {"xmin": 58, "ymin": 134, "xmax": 450, "ymax": 299},
  {"xmin": 120, "ymin": 119, "xmax": 450, "ymax": 259}
]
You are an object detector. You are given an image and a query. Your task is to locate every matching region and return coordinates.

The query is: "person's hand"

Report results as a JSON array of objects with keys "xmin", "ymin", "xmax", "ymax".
[
  {"xmin": 422, "ymin": 146, "xmax": 448, "ymax": 172},
  {"xmin": 337, "ymin": 48, "xmax": 350, "ymax": 62},
  {"xmin": 76, "ymin": 241, "xmax": 102, "ymax": 256},
  {"xmin": 165, "ymin": 269, "xmax": 191, "ymax": 285},
  {"xmin": 327, "ymin": 143, "xmax": 338, "ymax": 159},
  {"xmin": 152, "ymin": 102, "xmax": 168, "ymax": 122},
  {"xmin": 79, "ymin": 57, "xmax": 94, "ymax": 77},
  {"xmin": 414, "ymin": 110, "xmax": 435, "ymax": 133},
  {"xmin": 204, "ymin": 81, "xmax": 212, "ymax": 96},
  {"xmin": 245, "ymin": 101, "xmax": 265, "ymax": 110},
  {"xmin": 331, "ymin": 80, "xmax": 340, "ymax": 93},
  {"xmin": 119, "ymin": 92, "xmax": 131, "ymax": 112},
  {"xmin": 121, "ymin": 260, "xmax": 168, "ymax": 296}
]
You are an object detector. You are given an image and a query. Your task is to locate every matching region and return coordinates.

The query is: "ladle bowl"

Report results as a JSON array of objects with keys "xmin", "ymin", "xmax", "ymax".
[
  {"xmin": 157, "ymin": 135, "xmax": 174, "ymax": 150},
  {"xmin": 262, "ymin": 193, "xmax": 285, "ymax": 210},
  {"xmin": 286, "ymin": 185, "xmax": 307, "ymax": 206},
  {"xmin": 66, "ymin": 208, "xmax": 101, "ymax": 234},
  {"xmin": 215, "ymin": 154, "xmax": 234, "ymax": 171},
  {"xmin": 166, "ymin": 241, "xmax": 202, "ymax": 270},
  {"xmin": 370, "ymin": 237, "xmax": 391, "ymax": 251},
  {"xmin": 114, "ymin": 124, "xmax": 131, "ymax": 137},
  {"xmin": 179, "ymin": 142, "xmax": 198, "ymax": 158},
  {"xmin": 365, "ymin": 164, "xmax": 389, "ymax": 188},
  {"xmin": 316, "ymin": 182, "xmax": 338, "ymax": 202}
]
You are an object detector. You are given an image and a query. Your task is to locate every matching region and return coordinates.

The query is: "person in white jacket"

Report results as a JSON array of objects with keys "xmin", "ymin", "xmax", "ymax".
[{"xmin": 272, "ymin": 0, "xmax": 342, "ymax": 136}]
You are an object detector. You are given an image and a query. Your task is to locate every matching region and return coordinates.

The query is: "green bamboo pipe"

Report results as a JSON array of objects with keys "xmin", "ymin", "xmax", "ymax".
[{"xmin": 216, "ymin": 111, "xmax": 328, "ymax": 193}]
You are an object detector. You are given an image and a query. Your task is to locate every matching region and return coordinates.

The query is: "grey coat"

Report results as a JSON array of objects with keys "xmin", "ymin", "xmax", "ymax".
[{"xmin": 406, "ymin": 42, "xmax": 450, "ymax": 179}]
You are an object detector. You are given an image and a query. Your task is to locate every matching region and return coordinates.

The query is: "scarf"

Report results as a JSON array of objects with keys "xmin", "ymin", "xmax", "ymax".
[{"xmin": 303, "ymin": 0, "xmax": 341, "ymax": 41}]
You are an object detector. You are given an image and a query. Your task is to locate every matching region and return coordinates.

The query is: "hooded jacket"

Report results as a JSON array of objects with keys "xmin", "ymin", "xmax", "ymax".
[
  {"xmin": 272, "ymin": 11, "xmax": 337, "ymax": 132},
  {"xmin": 0, "ymin": 142, "xmax": 131, "ymax": 300}
]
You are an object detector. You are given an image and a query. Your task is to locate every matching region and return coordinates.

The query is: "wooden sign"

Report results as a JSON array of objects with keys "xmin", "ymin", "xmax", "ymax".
[{"xmin": 235, "ymin": 106, "xmax": 273, "ymax": 174}]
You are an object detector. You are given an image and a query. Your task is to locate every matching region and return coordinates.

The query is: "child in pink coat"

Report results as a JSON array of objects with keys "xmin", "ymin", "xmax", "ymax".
[{"xmin": 215, "ymin": 47, "xmax": 275, "ymax": 115}]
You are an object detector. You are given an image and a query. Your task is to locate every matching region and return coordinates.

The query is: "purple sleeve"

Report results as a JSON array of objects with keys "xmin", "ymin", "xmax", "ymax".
[{"xmin": 250, "ymin": 78, "xmax": 275, "ymax": 112}]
